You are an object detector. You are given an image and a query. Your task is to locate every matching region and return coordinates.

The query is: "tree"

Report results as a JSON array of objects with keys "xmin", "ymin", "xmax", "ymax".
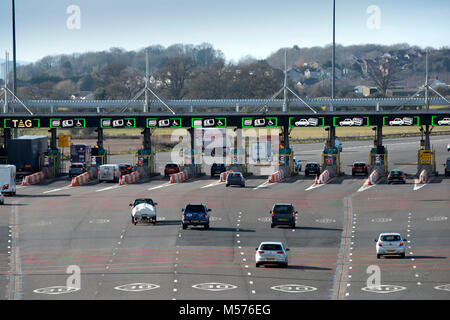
[
  {"xmin": 364, "ymin": 57, "xmax": 403, "ymax": 96},
  {"xmin": 152, "ymin": 56, "xmax": 195, "ymax": 99},
  {"xmin": 94, "ymin": 87, "xmax": 107, "ymax": 100}
]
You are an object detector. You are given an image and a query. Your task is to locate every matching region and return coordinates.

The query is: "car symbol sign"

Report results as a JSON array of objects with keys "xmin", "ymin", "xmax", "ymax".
[
  {"xmin": 192, "ymin": 282, "xmax": 237, "ymax": 291},
  {"xmin": 271, "ymin": 284, "xmax": 317, "ymax": 293},
  {"xmin": 114, "ymin": 283, "xmax": 160, "ymax": 292},
  {"xmin": 33, "ymin": 286, "xmax": 80, "ymax": 295},
  {"xmin": 361, "ymin": 284, "xmax": 406, "ymax": 293}
]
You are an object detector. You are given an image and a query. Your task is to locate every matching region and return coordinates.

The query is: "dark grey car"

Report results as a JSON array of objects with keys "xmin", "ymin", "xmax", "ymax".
[
  {"xmin": 271, "ymin": 203, "xmax": 297, "ymax": 228},
  {"xmin": 226, "ymin": 172, "xmax": 245, "ymax": 187}
]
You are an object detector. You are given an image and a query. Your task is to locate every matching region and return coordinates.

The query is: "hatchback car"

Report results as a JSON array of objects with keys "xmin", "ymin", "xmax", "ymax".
[
  {"xmin": 69, "ymin": 163, "xmax": 87, "ymax": 178},
  {"xmin": 375, "ymin": 233, "xmax": 406, "ymax": 258},
  {"xmin": 182, "ymin": 203, "xmax": 211, "ymax": 230},
  {"xmin": 352, "ymin": 162, "xmax": 368, "ymax": 176},
  {"xmin": 270, "ymin": 203, "xmax": 297, "ymax": 228},
  {"xmin": 210, "ymin": 163, "xmax": 226, "ymax": 177},
  {"xmin": 255, "ymin": 242, "xmax": 289, "ymax": 268},
  {"xmin": 164, "ymin": 163, "xmax": 180, "ymax": 177},
  {"xmin": 304, "ymin": 162, "xmax": 321, "ymax": 176},
  {"xmin": 387, "ymin": 170, "xmax": 406, "ymax": 184},
  {"xmin": 226, "ymin": 172, "xmax": 245, "ymax": 187}
]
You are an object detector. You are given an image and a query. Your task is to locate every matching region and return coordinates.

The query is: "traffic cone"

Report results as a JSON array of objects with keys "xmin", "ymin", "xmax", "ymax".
[
  {"xmin": 119, "ymin": 176, "xmax": 124, "ymax": 185},
  {"xmin": 21, "ymin": 176, "xmax": 28, "ymax": 186},
  {"xmin": 71, "ymin": 177, "xmax": 78, "ymax": 187}
]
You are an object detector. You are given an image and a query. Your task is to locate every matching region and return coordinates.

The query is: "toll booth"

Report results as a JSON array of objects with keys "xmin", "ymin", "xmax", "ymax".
[
  {"xmin": 322, "ymin": 146, "xmax": 341, "ymax": 175},
  {"xmin": 279, "ymin": 147, "xmax": 294, "ymax": 174},
  {"xmin": 39, "ymin": 149, "xmax": 62, "ymax": 177},
  {"xmin": 135, "ymin": 149, "xmax": 156, "ymax": 175},
  {"xmin": 91, "ymin": 147, "xmax": 108, "ymax": 167},
  {"xmin": 369, "ymin": 146, "xmax": 389, "ymax": 173},
  {"xmin": 417, "ymin": 149, "xmax": 436, "ymax": 174}
]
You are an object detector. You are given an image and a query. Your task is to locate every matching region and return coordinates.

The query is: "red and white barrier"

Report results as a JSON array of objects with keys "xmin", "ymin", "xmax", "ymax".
[
  {"xmin": 21, "ymin": 171, "xmax": 46, "ymax": 186},
  {"xmin": 418, "ymin": 169, "xmax": 428, "ymax": 184},
  {"xmin": 315, "ymin": 170, "xmax": 330, "ymax": 184},
  {"xmin": 71, "ymin": 171, "xmax": 92, "ymax": 186},
  {"xmin": 268, "ymin": 170, "xmax": 285, "ymax": 183},
  {"xmin": 119, "ymin": 170, "xmax": 142, "ymax": 185},
  {"xmin": 219, "ymin": 171, "xmax": 234, "ymax": 182},
  {"xmin": 169, "ymin": 171, "xmax": 188, "ymax": 183},
  {"xmin": 367, "ymin": 170, "xmax": 379, "ymax": 185}
]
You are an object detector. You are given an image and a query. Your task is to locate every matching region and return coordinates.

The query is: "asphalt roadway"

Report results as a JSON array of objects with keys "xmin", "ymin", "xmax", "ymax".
[{"xmin": 0, "ymin": 135, "xmax": 449, "ymax": 300}]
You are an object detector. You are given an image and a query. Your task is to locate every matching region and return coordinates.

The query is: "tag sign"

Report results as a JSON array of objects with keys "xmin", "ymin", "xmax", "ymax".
[{"xmin": 4, "ymin": 118, "xmax": 40, "ymax": 128}]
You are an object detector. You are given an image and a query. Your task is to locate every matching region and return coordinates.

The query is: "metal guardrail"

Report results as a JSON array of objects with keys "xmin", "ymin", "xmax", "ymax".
[{"xmin": 1, "ymin": 97, "xmax": 449, "ymax": 114}]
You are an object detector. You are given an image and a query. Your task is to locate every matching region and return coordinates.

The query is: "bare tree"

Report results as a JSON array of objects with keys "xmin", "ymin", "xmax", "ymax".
[{"xmin": 364, "ymin": 56, "xmax": 402, "ymax": 96}]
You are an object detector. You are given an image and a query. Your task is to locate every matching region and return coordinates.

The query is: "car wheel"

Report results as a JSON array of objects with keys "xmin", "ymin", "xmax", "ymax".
[
  {"xmin": 400, "ymin": 253, "xmax": 405, "ymax": 258},
  {"xmin": 255, "ymin": 263, "xmax": 260, "ymax": 268},
  {"xmin": 377, "ymin": 254, "xmax": 381, "ymax": 259},
  {"xmin": 204, "ymin": 224, "xmax": 209, "ymax": 230},
  {"xmin": 271, "ymin": 224, "xmax": 274, "ymax": 228},
  {"xmin": 226, "ymin": 184, "xmax": 229, "ymax": 187},
  {"xmin": 291, "ymin": 224, "xmax": 296, "ymax": 228},
  {"xmin": 182, "ymin": 224, "xmax": 187, "ymax": 230}
]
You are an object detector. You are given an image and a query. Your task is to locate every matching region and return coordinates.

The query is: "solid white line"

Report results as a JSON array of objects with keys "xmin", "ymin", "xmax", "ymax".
[
  {"xmin": 147, "ymin": 182, "xmax": 173, "ymax": 191},
  {"xmin": 201, "ymin": 181, "xmax": 225, "ymax": 189},
  {"xmin": 413, "ymin": 179, "xmax": 428, "ymax": 191},
  {"xmin": 43, "ymin": 186, "xmax": 71, "ymax": 194},
  {"xmin": 96, "ymin": 185, "xmax": 124, "ymax": 192},
  {"xmin": 253, "ymin": 181, "xmax": 270, "ymax": 190}
]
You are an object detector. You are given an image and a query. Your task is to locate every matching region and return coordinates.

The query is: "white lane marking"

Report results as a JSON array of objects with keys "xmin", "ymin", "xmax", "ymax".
[
  {"xmin": 147, "ymin": 182, "xmax": 174, "ymax": 191},
  {"xmin": 253, "ymin": 181, "xmax": 270, "ymax": 190},
  {"xmin": 357, "ymin": 180, "xmax": 375, "ymax": 193},
  {"xmin": 201, "ymin": 181, "xmax": 225, "ymax": 189},
  {"xmin": 305, "ymin": 178, "xmax": 335, "ymax": 191},
  {"xmin": 95, "ymin": 185, "xmax": 124, "ymax": 192},
  {"xmin": 413, "ymin": 179, "xmax": 428, "ymax": 191},
  {"xmin": 43, "ymin": 186, "xmax": 71, "ymax": 194}
]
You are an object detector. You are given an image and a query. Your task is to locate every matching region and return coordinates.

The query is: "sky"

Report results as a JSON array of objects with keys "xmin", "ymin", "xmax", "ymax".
[{"xmin": 0, "ymin": 0, "xmax": 449, "ymax": 64}]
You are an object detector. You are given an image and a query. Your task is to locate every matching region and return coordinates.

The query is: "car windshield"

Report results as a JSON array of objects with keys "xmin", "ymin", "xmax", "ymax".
[
  {"xmin": 381, "ymin": 235, "xmax": 401, "ymax": 241},
  {"xmin": 273, "ymin": 205, "xmax": 293, "ymax": 214},
  {"xmin": 185, "ymin": 205, "xmax": 206, "ymax": 213},
  {"xmin": 260, "ymin": 244, "xmax": 283, "ymax": 251},
  {"xmin": 134, "ymin": 199, "xmax": 154, "ymax": 206}
]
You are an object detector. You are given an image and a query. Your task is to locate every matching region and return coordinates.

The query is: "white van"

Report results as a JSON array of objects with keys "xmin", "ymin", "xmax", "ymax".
[
  {"xmin": 0, "ymin": 165, "xmax": 17, "ymax": 195},
  {"xmin": 98, "ymin": 164, "xmax": 121, "ymax": 183}
]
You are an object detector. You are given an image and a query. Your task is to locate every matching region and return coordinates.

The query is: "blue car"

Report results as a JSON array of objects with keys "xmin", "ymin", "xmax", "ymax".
[{"xmin": 182, "ymin": 203, "xmax": 211, "ymax": 230}]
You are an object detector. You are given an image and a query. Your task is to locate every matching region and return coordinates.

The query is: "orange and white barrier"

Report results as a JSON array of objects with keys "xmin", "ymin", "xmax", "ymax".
[
  {"xmin": 219, "ymin": 171, "xmax": 234, "ymax": 182},
  {"xmin": 315, "ymin": 169, "xmax": 330, "ymax": 184},
  {"xmin": 169, "ymin": 171, "xmax": 188, "ymax": 183},
  {"xmin": 418, "ymin": 169, "xmax": 428, "ymax": 184},
  {"xmin": 367, "ymin": 170, "xmax": 379, "ymax": 185},
  {"xmin": 268, "ymin": 170, "xmax": 285, "ymax": 183},
  {"xmin": 21, "ymin": 171, "xmax": 46, "ymax": 186},
  {"xmin": 119, "ymin": 170, "xmax": 142, "ymax": 185},
  {"xmin": 71, "ymin": 171, "xmax": 92, "ymax": 186}
]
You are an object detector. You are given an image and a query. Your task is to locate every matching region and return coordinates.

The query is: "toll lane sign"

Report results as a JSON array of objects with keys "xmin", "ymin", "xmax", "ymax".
[
  {"xmin": 289, "ymin": 117, "xmax": 324, "ymax": 127},
  {"xmin": 383, "ymin": 116, "xmax": 419, "ymax": 126},
  {"xmin": 146, "ymin": 118, "xmax": 182, "ymax": 128},
  {"xmin": 4, "ymin": 118, "xmax": 41, "ymax": 128},
  {"xmin": 242, "ymin": 117, "xmax": 277, "ymax": 128},
  {"xmin": 431, "ymin": 116, "xmax": 450, "ymax": 126},
  {"xmin": 192, "ymin": 117, "xmax": 226, "ymax": 128}
]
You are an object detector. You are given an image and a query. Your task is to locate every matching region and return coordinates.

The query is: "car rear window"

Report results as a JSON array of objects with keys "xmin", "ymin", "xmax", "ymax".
[
  {"xmin": 166, "ymin": 164, "xmax": 178, "ymax": 168},
  {"xmin": 307, "ymin": 163, "xmax": 318, "ymax": 167},
  {"xmin": 71, "ymin": 164, "xmax": 83, "ymax": 168},
  {"xmin": 260, "ymin": 244, "xmax": 283, "ymax": 251},
  {"xmin": 134, "ymin": 199, "xmax": 154, "ymax": 206},
  {"xmin": 273, "ymin": 205, "xmax": 293, "ymax": 214},
  {"xmin": 381, "ymin": 235, "xmax": 401, "ymax": 241},
  {"xmin": 354, "ymin": 163, "xmax": 366, "ymax": 167},
  {"xmin": 390, "ymin": 171, "xmax": 403, "ymax": 175},
  {"xmin": 185, "ymin": 205, "xmax": 206, "ymax": 212}
]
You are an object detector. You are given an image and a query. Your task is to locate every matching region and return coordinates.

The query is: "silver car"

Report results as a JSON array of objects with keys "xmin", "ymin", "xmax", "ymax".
[
  {"xmin": 255, "ymin": 241, "xmax": 289, "ymax": 268},
  {"xmin": 375, "ymin": 233, "xmax": 406, "ymax": 259}
]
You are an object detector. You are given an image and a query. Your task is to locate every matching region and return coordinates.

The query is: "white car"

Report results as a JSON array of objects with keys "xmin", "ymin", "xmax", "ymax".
[
  {"xmin": 438, "ymin": 118, "xmax": 450, "ymax": 126},
  {"xmin": 389, "ymin": 118, "xmax": 404, "ymax": 126},
  {"xmin": 375, "ymin": 233, "xmax": 406, "ymax": 259},
  {"xmin": 448, "ymin": 143, "xmax": 450, "ymax": 152},
  {"xmin": 255, "ymin": 241, "xmax": 289, "ymax": 268},
  {"xmin": 339, "ymin": 118, "xmax": 354, "ymax": 126},
  {"xmin": 0, "ymin": 190, "xmax": 4, "ymax": 205},
  {"xmin": 295, "ymin": 119, "xmax": 309, "ymax": 126}
]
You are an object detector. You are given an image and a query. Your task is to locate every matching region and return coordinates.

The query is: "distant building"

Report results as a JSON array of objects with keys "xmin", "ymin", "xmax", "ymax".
[
  {"xmin": 386, "ymin": 88, "xmax": 420, "ymax": 97},
  {"xmin": 70, "ymin": 91, "xmax": 94, "ymax": 100}
]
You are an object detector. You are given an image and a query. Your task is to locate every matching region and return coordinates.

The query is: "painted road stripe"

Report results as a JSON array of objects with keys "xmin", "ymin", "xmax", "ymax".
[
  {"xmin": 95, "ymin": 185, "xmax": 124, "ymax": 192},
  {"xmin": 147, "ymin": 182, "xmax": 175, "ymax": 191},
  {"xmin": 201, "ymin": 181, "xmax": 225, "ymax": 189},
  {"xmin": 253, "ymin": 181, "xmax": 271, "ymax": 190},
  {"xmin": 43, "ymin": 186, "xmax": 72, "ymax": 194}
]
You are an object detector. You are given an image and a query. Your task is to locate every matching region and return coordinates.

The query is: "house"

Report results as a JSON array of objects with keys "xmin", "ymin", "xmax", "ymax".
[{"xmin": 70, "ymin": 91, "xmax": 94, "ymax": 100}]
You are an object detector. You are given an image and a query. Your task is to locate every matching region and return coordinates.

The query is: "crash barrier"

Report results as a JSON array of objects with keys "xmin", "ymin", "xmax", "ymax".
[
  {"xmin": 21, "ymin": 171, "xmax": 46, "ymax": 186},
  {"xmin": 418, "ymin": 168, "xmax": 428, "ymax": 184},
  {"xmin": 169, "ymin": 171, "xmax": 188, "ymax": 183},
  {"xmin": 119, "ymin": 170, "xmax": 142, "ymax": 185},
  {"xmin": 315, "ymin": 169, "xmax": 331, "ymax": 184},
  {"xmin": 71, "ymin": 171, "xmax": 92, "ymax": 186},
  {"xmin": 219, "ymin": 171, "xmax": 234, "ymax": 182},
  {"xmin": 368, "ymin": 170, "xmax": 379, "ymax": 185},
  {"xmin": 268, "ymin": 167, "xmax": 289, "ymax": 183}
]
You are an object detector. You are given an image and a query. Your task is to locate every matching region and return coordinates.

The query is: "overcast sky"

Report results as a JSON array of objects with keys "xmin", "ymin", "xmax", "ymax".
[{"xmin": 0, "ymin": 0, "xmax": 449, "ymax": 63}]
